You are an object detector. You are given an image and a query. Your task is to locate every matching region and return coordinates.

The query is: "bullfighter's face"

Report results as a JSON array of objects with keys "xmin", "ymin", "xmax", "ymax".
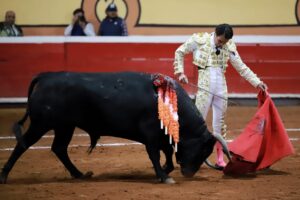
[{"xmin": 214, "ymin": 34, "xmax": 229, "ymax": 48}]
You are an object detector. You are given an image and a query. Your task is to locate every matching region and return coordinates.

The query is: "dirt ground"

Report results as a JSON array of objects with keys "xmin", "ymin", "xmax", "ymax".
[{"xmin": 0, "ymin": 106, "xmax": 299, "ymax": 200}]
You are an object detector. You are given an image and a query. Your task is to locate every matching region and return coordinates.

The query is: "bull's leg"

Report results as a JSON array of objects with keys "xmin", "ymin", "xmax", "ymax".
[
  {"xmin": 145, "ymin": 145, "xmax": 175, "ymax": 184},
  {"xmin": 0, "ymin": 124, "xmax": 47, "ymax": 184},
  {"xmin": 162, "ymin": 145, "xmax": 174, "ymax": 175},
  {"xmin": 51, "ymin": 127, "xmax": 93, "ymax": 179}
]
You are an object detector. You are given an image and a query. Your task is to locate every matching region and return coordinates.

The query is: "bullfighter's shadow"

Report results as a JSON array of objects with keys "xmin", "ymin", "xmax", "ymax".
[
  {"xmin": 255, "ymin": 168, "xmax": 290, "ymax": 176},
  {"xmin": 222, "ymin": 168, "xmax": 290, "ymax": 180}
]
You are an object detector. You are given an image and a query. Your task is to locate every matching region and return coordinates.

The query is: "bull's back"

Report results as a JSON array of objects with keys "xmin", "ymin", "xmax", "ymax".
[{"xmin": 29, "ymin": 72, "xmax": 158, "ymax": 135}]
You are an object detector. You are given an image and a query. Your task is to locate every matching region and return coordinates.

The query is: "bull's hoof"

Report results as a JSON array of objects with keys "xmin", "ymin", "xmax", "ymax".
[
  {"xmin": 164, "ymin": 177, "xmax": 176, "ymax": 184},
  {"xmin": 80, "ymin": 171, "xmax": 94, "ymax": 179},
  {"xmin": 162, "ymin": 164, "xmax": 174, "ymax": 175},
  {"xmin": 159, "ymin": 177, "xmax": 176, "ymax": 184},
  {"xmin": 0, "ymin": 172, "xmax": 7, "ymax": 184}
]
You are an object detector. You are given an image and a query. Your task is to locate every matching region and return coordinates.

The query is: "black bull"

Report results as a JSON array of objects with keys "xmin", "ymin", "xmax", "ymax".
[{"xmin": 0, "ymin": 72, "xmax": 230, "ymax": 184}]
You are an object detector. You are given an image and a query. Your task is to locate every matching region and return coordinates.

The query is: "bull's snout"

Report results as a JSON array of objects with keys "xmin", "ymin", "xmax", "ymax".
[{"xmin": 181, "ymin": 168, "xmax": 197, "ymax": 178}]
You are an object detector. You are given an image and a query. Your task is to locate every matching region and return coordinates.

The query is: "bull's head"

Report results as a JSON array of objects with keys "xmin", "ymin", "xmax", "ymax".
[{"xmin": 176, "ymin": 130, "xmax": 231, "ymax": 177}]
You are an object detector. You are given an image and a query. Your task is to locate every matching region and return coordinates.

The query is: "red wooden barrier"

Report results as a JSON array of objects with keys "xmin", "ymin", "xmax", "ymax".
[
  {"xmin": 0, "ymin": 38, "xmax": 299, "ymax": 97},
  {"xmin": 0, "ymin": 43, "xmax": 65, "ymax": 97}
]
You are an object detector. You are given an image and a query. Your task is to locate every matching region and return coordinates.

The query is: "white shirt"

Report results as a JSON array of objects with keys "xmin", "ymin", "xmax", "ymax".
[{"xmin": 12, "ymin": 25, "xmax": 21, "ymax": 36}]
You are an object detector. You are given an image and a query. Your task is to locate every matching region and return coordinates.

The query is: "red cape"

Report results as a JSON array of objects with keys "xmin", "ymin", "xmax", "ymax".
[{"xmin": 224, "ymin": 91, "xmax": 295, "ymax": 175}]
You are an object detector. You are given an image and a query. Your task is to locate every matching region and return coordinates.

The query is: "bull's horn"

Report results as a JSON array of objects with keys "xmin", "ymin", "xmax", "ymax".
[
  {"xmin": 213, "ymin": 134, "xmax": 232, "ymax": 162},
  {"xmin": 204, "ymin": 159, "xmax": 220, "ymax": 170}
]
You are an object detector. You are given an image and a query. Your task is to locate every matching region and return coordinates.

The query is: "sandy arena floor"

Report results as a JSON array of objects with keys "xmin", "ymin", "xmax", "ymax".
[{"xmin": 0, "ymin": 106, "xmax": 299, "ymax": 200}]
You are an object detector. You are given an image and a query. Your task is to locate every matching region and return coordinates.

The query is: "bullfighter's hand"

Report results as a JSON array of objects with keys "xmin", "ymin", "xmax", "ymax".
[
  {"xmin": 257, "ymin": 82, "xmax": 268, "ymax": 92},
  {"xmin": 176, "ymin": 73, "xmax": 189, "ymax": 84}
]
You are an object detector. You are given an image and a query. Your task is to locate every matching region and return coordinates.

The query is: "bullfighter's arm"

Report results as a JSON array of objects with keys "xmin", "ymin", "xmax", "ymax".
[
  {"xmin": 228, "ymin": 42, "xmax": 262, "ymax": 88},
  {"xmin": 173, "ymin": 35, "xmax": 198, "ymax": 75}
]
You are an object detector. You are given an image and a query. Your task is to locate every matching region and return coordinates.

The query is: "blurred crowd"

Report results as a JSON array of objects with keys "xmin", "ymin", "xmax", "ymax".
[{"xmin": 0, "ymin": 3, "xmax": 128, "ymax": 37}]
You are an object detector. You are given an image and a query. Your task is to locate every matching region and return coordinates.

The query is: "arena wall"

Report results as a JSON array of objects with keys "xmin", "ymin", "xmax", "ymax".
[{"xmin": 0, "ymin": 36, "xmax": 299, "ymax": 100}]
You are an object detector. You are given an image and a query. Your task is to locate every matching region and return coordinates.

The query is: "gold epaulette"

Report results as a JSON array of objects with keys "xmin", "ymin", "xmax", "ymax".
[
  {"xmin": 225, "ymin": 39, "xmax": 237, "ymax": 52},
  {"xmin": 192, "ymin": 32, "xmax": 210, "ymax": 45}
]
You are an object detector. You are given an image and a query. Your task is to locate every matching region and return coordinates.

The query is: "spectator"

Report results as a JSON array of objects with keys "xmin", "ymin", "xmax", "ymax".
[
  {"xmin": 64, "ymin": 8, "xmax": 95, "ymax": 36},
  {"xmin": 0, "ymin": 10, "xmax": 23, "ymax": 37},
  {"xmin": 98, "ymin": 3, "xmax": 128, "ymax": 36}
]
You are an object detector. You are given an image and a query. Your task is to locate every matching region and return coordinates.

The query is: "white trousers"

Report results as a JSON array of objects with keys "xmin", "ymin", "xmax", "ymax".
[{"xmin": 195, "ymin": 67, "xmax": 227, "ymax": 138}]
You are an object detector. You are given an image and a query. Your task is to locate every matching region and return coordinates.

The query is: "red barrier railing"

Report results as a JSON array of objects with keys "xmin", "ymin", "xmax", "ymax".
[{"xmin": 0, "ymin": 38, "xmax": 299, "ymax": 97}]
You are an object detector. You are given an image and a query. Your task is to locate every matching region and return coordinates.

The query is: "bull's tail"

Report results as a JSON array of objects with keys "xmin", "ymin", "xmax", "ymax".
[
  {"xmin": 13, "ymin": 113, "xmax": 28, "ymax": 148},
  {"xmin": 13, "ymin": 75, "xmax": 40, "ymax": 148},
  {"xmin": 87, "ymin": 134, "xmax": 100, "ymax": 154}
]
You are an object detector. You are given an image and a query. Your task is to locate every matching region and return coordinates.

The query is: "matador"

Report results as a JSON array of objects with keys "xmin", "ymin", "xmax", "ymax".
[{"xmin": 174, "ymin": 24, "xmax": 267, "ymax": 169}]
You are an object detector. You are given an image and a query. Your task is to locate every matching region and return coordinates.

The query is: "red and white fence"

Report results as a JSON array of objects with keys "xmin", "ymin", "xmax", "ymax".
[{"xmin": 0, "ymin": 36, "xmax": 300, "ymax": 102}]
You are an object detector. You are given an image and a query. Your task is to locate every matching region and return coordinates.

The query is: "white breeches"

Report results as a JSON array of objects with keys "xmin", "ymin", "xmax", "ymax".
[{"xmin": 195, "ymin": 67, "xmax": 228, "ymax": 138}]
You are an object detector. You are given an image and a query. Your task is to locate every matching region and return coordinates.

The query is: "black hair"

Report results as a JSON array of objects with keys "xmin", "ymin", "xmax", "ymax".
[
  {"xmin": 73, "ymin": 8, "xmax": 84, "ymax": 16},
  {"xmin": 215, "ymin": 24, "xmax": 233, "ymax": 39}
]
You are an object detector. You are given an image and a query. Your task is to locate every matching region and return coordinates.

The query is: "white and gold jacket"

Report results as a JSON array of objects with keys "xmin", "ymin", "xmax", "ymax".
[{"xmin": 174, "ymin": 32, "xmax": 261, "ymax": 88}]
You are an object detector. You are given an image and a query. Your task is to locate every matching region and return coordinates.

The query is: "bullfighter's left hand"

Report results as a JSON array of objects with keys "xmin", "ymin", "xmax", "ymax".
[{"xmin": 257, "ymin": 82, "xmax": 268, "ymax": 92}]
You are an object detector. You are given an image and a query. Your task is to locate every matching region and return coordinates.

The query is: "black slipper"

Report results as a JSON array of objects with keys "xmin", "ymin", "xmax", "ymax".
[{"xmin": 215, "ymin": 163, "xmax": 225, "ymax": 171}]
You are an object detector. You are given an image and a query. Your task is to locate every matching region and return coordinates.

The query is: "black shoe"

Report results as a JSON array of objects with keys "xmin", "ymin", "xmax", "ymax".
[{"xmin": 215, "ymin": 163, "xmax": 225, "ymax": 171}]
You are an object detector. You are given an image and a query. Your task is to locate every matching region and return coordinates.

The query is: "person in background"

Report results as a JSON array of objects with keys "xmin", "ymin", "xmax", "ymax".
[
  {"xmin": 173, "ymin": 24, "xmax": 267, "ymax": 170},
  {"xmin": 0, "ymin": 10, "xmax": 23, "ymax": 37},
  {"xmin": 64, "ymin": 8, "xmax": 95, "ymax": 36},
  {"xmin": 98, "ymin": 3, "xmax": 128, "ymax": 36}
]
